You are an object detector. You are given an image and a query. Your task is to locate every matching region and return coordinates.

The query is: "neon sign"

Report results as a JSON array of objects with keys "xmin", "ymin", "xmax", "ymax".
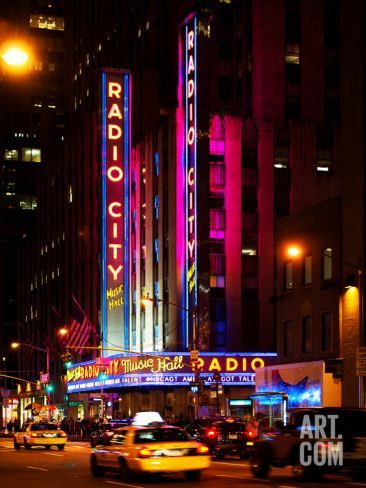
[
  {"xmin": 101, "ymin": 69, "xmax": 131, "ymax": 353},
  {"xmin": 178, "ymin": 15, "xmax": 198, "ymax": 348},
  {"xmin": 66, "ymin": 352, "xmax": 277, "ymax": 391}
]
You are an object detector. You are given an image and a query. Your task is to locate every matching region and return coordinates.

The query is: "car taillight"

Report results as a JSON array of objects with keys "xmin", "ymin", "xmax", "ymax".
[
  {"xmin": 106, "ymin": 431, "xmax": 114, "ymax": 437},
  {"xmin": 247, "ymin": 431, "xmax": 253, "ymax": 437},
  {"xmin": 206, "ymin": 429, "xmax": 217, "ymax": 438},
  {"xmin": 196, "ymin": 445, "xmax": 209, "ymax": 455},
  {"xmin": 138, "ymin": 447, "xmax": 153, "ymax": 458}
]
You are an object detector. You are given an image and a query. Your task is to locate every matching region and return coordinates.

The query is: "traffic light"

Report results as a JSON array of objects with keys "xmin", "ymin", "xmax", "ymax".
[
  {"xmin": 98, "ymin": 371, "xmax": 108, "ymax": 381},
  {"xmin": 45, "ymin": 384, "xmax": 54, "ymax": 393},
  {"xmin": 61, "ymin": 352, "xmax": 72, "ymax": 369}
]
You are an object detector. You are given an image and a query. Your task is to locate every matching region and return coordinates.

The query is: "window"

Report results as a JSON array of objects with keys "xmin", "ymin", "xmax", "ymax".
[
  {"xmin": 210, "ymin": 209, "xmax": 225, "ymax": 230},
  {"xmin": 302, "ymin": 316, "xmax": 312, "ymax": 354},
  {"xmin": 321, "ymin": 311, "xmax": 332, "ymax": 351},
  {"xmin": 322, "ymin": 247, "xmax": 333, "ymax": 280},
  {"xmin": 303, "ymin": 255, "xmax": 312, "ymax": 285},
  {"xmin": 283, "ymin": 320, "xmax": 292, "ymax": 356},
  {"xmin": 111, "ymin": 430, "xmax": 127, "ymax": 445},
  {"xmin": 21, "ymin": 148, "xmax": 41, "ymax": 163},
  {"xmin": 210, "ymin": 163, "xmax": 225, "ymax": 188},
  {"xmin": 210, "ymin": 254, "xmax": 226, "ymax": 275},
  {"xmin": 4, "ymin": 149, "xmax": 18, "ymax": 160},
  {"xmin": 284, "ymin": 261, "xmax": 293, "ymax": 290},
  {"xmin": 29, "ymin": 14, "xmax": 64, "ymax": 31}
]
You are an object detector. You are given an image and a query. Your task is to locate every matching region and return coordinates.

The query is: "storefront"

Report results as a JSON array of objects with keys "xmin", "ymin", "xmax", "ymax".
[{"xmin": 65, "ymin": 352, "xmax": 277, "ymax": 419}]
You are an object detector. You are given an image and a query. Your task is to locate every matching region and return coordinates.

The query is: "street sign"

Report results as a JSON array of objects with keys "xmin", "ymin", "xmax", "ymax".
[{"xmin": 356, "ymin": 347, "xmax": 366, "ymax": 376}]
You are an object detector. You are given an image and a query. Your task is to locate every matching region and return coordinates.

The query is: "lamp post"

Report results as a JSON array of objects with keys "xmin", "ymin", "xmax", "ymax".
[{"xmin": 11, "ymin": 342, "xmax": 51, "ymax": 419}]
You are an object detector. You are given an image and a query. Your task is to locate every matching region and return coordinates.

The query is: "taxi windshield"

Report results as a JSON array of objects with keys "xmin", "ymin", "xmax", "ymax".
[
  {"xmin": 134, "ymin": 428, "xmax": 189, "ymax": 444},
  {"xmin": 31, "ymin": 423, "xmax": 58, "ymax": 431}
]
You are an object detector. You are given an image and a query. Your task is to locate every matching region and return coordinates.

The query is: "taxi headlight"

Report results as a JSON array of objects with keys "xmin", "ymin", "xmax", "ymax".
[
  {"xmin": 60, "ymin": 433, "xmax": 67, "ymax": 437},
  {"xmin": 31, "ymin": 433, "xmax": 41, "ymax": 437},
  {"xmin": 196, "ymin": 445, "xmax": 209, "ymax": 455},
  {"xmin": 137, "ymin": 447, "xmax": 153, "ymax": 458}
]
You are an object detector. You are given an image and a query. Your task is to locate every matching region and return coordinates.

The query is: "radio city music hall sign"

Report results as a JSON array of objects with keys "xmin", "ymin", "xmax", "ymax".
[
  {"xmin": 101, "ymin": 69, "xmax": 130, "ymax": 348},
  {"xmin": 66, "ymin": 353, "xmax": 276, "ymax": 384}
]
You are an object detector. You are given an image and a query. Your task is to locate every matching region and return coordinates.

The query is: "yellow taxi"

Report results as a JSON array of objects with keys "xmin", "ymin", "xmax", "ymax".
[
  {"xmin": 14, "ymin": 421, "xmax": 67, "ymax": 450},
  {"xmin": 90, "ymin": 412, "xmax": 211, "ymax": 481}
]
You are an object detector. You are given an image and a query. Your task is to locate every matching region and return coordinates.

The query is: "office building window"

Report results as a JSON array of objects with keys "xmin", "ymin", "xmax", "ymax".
[
  {"xmin": 210, "ymin": 209, "xmax": 225, "ymax": 230},
  {"xmin": 302, "ymin": 316, "xmax": 312, "ymax": 354},
  {"xmin": 4, "ymin": 149, "xmax": 18, "ymax": 160},
  {"xmin": 283, "ymin": 320, "xmax": 292, "ymax": 356},
  {"xmin": 284, "ymin": 261, "xmax": 293, "ymax": 290},
  {"xmin": 321, "ymin": 311, "xmax": 332, "ymax": 351},
  {"xmin": 21, "ymin": 148, "xmax": 41, "ymax": 163},
  {"xmin": 29, "ymin": 14, "xmax": 64, "ymax": 31},
  {"xmin": 322, "ymin": 247, "xmax": 333, "ymax": 280},
  {"xmin": 303, "ymin": 255, "xmax": 312, "ymax": 285}
]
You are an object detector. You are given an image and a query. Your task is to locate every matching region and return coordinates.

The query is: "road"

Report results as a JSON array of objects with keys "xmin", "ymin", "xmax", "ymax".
[{"xmin": 0, "ymin": 438, "xmax": 365, "ymax": 488}]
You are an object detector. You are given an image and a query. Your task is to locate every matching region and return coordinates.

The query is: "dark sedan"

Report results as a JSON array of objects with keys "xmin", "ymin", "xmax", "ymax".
[{"xmin": 90, "ymin": 419, "xmax": 132, "ymax": 447}]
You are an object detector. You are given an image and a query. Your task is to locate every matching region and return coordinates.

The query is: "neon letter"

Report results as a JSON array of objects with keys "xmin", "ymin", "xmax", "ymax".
[
  {"xmin": 188, "ymin": 55, "xmax": 194, "ymax": 74},
  {"xmin": 109, "ymin": 243, "xmax": 122, "ymax": 259},
  {"xmin": 108, "ymin": 202, "xmax": 122, "ymax": 217},
  {"xmin": 108, "ymin": 103, "xmax": 123, "ymax": 119},
  {"xmin": 107, "ymin": 166, "xmax": 123, "ymax": 182},
  {"xmin": 108, "ymin": 264, "xmax": 123, "ymax": 280},
  {"xmin": 188, "ymin": 215, "xmax": 194, "ymax": 233},
  {"xmin": 108, "ymin": 124, "xmax": 122, "ymax": 140},
  {"xmin": 108, "ymin": 82, "xmax": 122, "ymax": 99},
  {"xmin": 188, "ymin": 79, "xmax": 194, "ymax": 98},
  {"xmin": 226, "ymin": 358, "xmax": 238, "ymax": 372},
  {"xmin": 188, "ymin": 30, "xmax": 194, "ymax": 49},
  {"xmin": 188, "ymin": 168, "xmax": 194, "ymax": 185},
  {"xmin": 188, "ymin": 239, "xmax": 195, "ymax": 258},
  {"xmin": 208, "ymin": 357, "xmax": 221, "ymax": 372},
  {"xmin": 187, "ymin": 126, "xmax": 195, "ymax": 145}
]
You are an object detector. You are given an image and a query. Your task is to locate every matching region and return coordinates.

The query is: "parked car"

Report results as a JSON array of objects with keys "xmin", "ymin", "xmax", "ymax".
[
  {"xmin": 186, "ymin": 417, "xmax": 252, "ymax": 459},
  {"xmin": 90, "ymin": 419, "xmax": 132, "ymax": 447},
  {"xmin": 250, "ymin": 407, "xmax": 366, "ymax": 481},
  {"xmin": 14, "ymin": 421, "xmax": 67, "ymax": 450}
]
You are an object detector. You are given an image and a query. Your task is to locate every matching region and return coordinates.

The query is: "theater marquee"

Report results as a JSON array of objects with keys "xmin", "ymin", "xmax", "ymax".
[
  {"xmin": 101, "ymin": 69, "xmax": 131, "ymax": 353},
  {"xmin": 66, "ymin": 352, "xmax": 277, "ymax": 392}
]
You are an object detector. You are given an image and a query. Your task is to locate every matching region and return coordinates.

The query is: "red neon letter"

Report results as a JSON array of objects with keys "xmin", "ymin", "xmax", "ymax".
[
  {"xmin": 188, "ymin": 30, "xmax": 194, "ymax": 50},
  {"xmin": 188, "ymin": 55, "xmax": 194, "ymax": 74},
  {"xmin": 187, "ymin": 126, "xmax": 195, "ymax": 145},
  {"xmin": 108, "ymin": 202, "xmax": 122, "ymax": 217},
  {"xmin": 108, "ymin": 82, "xmax": 122, "ymax": 99},
  {"xmin": 188, "ymin": 215, "xmax": 195, "ymax": 234},
  {"xmin": 188, "ymin": 168, "xmax": 194, "ymax": 185},
  {"xmin": 188, "ymin": 239, "xmax": 195, "ymax": 258},
  {"xmin": 107, "ymin": 166, "xmax": 123, "ymax": 182},
  {"xmin": 188, "ymin": 79, "xmax": 194, "ymax": 98}
]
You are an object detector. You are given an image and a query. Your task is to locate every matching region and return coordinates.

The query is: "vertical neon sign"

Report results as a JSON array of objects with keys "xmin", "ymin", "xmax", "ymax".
[
  {"xmin": 101, "ymin": 69, "xmax": 130, "ymax": 354},
  {"xmin": 178, "ymin": 15, "xmax": 198, "ymax": 348}
]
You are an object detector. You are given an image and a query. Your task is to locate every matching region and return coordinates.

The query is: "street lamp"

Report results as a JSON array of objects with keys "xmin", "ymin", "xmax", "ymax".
[
  {"xmin": 10, "ymin": 342, "xmax": 51, "ymax": 418},
  {"xmin": 2, "ymin": 46, "xmax": 29, "ymax": 66}
]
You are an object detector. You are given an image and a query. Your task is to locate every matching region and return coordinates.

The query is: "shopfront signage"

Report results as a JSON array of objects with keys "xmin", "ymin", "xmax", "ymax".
[{"xmin": 66, "ymin": 352, "xmax": 276, "ymax": 392}]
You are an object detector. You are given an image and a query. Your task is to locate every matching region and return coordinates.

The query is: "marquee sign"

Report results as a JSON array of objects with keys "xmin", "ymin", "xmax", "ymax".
[
  {"xmin": 66, "ymin": 352, "xmax": 277, "ymax": 392},
  {"xmin": 101, "ymin": 69, "xmax": 131, "ymax": 352}
]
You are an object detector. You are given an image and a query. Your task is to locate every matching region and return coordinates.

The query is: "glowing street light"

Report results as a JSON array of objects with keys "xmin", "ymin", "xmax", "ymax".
[
  {"xmin": 2, "ymin": 46, "xmax": 29, "ymax": 66},
  {"xmin": 286, "ymin": 245, "xmax": 303, "ymax": 258}
]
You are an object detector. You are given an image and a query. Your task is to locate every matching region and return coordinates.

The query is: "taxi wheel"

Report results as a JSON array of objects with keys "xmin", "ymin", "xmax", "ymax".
[
  {"xmin": 119, "ymin": 458, "xmax": 132, "ymax": 481},
  {"xmin": 58, "ymin": 445, "xmax": 65, "ymax": 451},
  {"xmin": 24, "ymin": 439, "xmax": 31, "ymax": 450},
  {"xmin": 45, "ymin": 446, "xmax": 51, "ymax": 450},
  {"xmin": 90, "ymin": 454, "xmax": 104, "ymax": 478},
  {"xmin": 185, "ymin": 470, "xmax": 202, "ymax": 481},
  {"xmin": 14, "ymin": 440, "xmax": 20, "ymax": 450}
]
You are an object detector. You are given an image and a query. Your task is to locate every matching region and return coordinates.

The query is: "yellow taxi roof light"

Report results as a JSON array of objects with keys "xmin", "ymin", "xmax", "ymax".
[{"xmin": 132, "ymin": 411, "xmax": 165, "ymax": 427}]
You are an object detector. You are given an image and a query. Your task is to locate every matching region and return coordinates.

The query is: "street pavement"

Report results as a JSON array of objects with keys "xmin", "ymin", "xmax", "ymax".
[{"xmin": 1, "ymin": 438, "xmax": 365, "ymax": 488}]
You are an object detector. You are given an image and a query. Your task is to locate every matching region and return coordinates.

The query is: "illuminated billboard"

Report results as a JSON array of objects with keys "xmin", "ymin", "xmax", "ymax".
[
  {"xmin": 177, "ymin": 14, "xmax": 198, "ymax": 348},
  {"xmin": 101, "ymin": 69, "xmax": 131, "ymax": 353},
  {"xmin": 66, "ymin": 352, "xmax": 277, "ymax": 392}
]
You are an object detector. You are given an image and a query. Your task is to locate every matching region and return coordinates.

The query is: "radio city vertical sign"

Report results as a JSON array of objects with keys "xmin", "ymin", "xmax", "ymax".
[
  {"xmin": 101, "ymin": 69, "xmax": 131, "ymax": 353},
  {"xmin": 178, "ymin": 15, "xmax": 198, "ymax": 348}
]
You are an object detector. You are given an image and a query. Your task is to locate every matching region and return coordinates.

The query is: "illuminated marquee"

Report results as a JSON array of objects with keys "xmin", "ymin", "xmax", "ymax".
[
  {"xmin": 66, "ymin": 352, "xmax": 277, "ymax": 391},
  {"xmin": 101, "ymin": 69, "xmax": 131, "ymax": 352}
]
